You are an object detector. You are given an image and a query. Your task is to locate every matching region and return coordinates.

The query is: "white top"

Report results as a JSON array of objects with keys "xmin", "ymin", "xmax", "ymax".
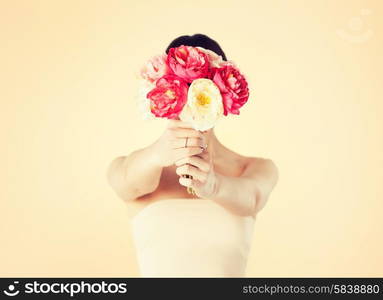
[{"xmin": 130, "ymin": 198, "xmax": 255, "ymax": 277}]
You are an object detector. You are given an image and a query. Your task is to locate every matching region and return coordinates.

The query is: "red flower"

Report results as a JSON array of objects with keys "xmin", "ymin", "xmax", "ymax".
[
  {"xmin": 167, "ymin": 45, "xmax": 210, "ymax": 83},
  {"xmin": 147, "ymin": 75, "xmax": 188, "ymax": 119},
  {"xmin": 210, "ymin": 65, "xmax": 249, "ymax": 115}
]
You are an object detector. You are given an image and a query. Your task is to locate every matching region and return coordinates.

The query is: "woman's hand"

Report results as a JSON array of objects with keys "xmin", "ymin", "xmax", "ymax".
[
  {"xmin": 151, "ymin": 120, "xmax": 206, "ymax": 167},
  {"xmin": 175, "ymin": 148, "xmax": 218, "ymax": 199}
]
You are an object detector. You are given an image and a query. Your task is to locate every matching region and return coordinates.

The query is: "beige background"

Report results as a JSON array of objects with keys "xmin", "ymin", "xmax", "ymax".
[{"xmin": 1, "ymin": 0, "xmax": 382, "ymax": 277}]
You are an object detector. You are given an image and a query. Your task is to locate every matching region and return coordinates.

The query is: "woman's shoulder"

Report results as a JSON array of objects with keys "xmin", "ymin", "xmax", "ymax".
[
  {"xmin": 225, "ymin": 148, "xmax": 278, "ymax": 178},
  {"xmin": 244, "ymin": 156, "xmax": 276, "ymax": 167},
  {"xmin": 241, "ymin": 155, "xmax": 279, "ymax": 181},
  {"xmin": 223, "ymin": 145, "xmax": 271, "ymax": 164}
]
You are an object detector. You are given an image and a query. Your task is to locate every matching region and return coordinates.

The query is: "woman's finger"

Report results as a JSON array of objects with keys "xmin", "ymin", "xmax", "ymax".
[
  {"xmin": 174, "ymin": 155, "xmax": 210, "ymax": 172},
  {"xmin": 171, "ymin": 128, "xmax": 203, "ymax": 138},
  {"xmin": 195, "ymin": 150, "xmax": 209, "ymax": 160},
  {"xmin": 174, "ymin": 147, "xmax": 203, "ymax": 161},
  {"xmin": 167, "ymin": 119, "xmax": 193, "ymax": 129},
  {"xmin": 172, "ymin": 137, "xmax": 206, "ymax": 149},
  {"xmin": 176, "ymin": 164, "xmax": 208, "ymax": 183},
  {"xmin": 178, "ymin": 176, "xmax": 193, "ymax": 187}
]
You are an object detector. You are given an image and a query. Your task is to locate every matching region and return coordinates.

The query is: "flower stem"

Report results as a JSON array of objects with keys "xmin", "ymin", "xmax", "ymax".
[{"xmin": 183, "ymin": 174, "xmax": 195, "ymax": 195}]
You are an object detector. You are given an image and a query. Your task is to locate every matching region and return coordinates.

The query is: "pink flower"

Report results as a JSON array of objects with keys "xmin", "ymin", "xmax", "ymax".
[
  {"xmin": 140, "ymin": 54, "xmax": 170, "ymax": 84},
  {"xmin": 147, "ymin": 75, "xmax": 188, "ymax": 119},
  {"xmin": 167, "ymin": 45, "xmax": 210, "ymax": 83},
  {"xmin": 210, "ymin": 65, "xmax": 249, "ymax": 115},
  {"xmin": 196, "ymin": 46, "xmax": 225, "ymax": 68}
]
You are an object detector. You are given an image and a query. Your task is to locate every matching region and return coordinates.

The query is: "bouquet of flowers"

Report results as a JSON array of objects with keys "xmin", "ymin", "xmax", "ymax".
[{"xmin": 136, "ymin": 45, "xmax": 250, "ymax": 193}]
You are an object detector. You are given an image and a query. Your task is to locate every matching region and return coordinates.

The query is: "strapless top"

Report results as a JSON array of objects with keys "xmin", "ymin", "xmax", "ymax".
[{"xmin": 130, "ymin": 198, "xmax": 255, "ymax": 277}]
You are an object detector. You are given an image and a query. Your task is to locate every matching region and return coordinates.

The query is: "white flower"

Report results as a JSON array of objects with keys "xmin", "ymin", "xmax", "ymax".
[
  {"xmin": 179, "ymin": 78, "xmax": 224, "ymax": 131},
  {"xmin": 135, "ymin": 78, "xmax": 155, "ymax": 120}
]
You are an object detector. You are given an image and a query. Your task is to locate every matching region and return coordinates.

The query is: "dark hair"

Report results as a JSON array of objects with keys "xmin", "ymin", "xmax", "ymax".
[{"xmin": 165, "ymin": 33, "xmax": 227, "ymax": 61}]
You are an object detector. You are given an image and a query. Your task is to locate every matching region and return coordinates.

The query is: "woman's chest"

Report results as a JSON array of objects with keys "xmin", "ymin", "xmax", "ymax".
[
  {"xmin": 127, "ymin": 156, "xmax": 247, "ymax": 218},
  {"xmin": 148, "ymin": 158, "xmax": 246, "ymax": 199}
]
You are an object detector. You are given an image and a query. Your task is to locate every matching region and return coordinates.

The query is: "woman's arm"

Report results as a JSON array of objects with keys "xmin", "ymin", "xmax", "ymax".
[
  {"xmin": 107, "ymin": 144, "xmax": 163, "ymax": 202},
  {"xmin": 177, "ymin": 155, "xmax": 279, "ymax": 217},
  {"xmin": 107, "ymin": 120, "xmax": 205, "ymax": 202},
  {"xmin": 212, "ymin": 158, "xmax": 279, "ymax": 216}
]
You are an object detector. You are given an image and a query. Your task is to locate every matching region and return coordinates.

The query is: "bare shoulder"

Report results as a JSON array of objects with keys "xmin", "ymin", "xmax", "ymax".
[
  {"xmin": 219, "ymin": 145, "xmax": 278, "ymax": 181},
  {"xmin": 241, "ymin": 156, "xmax": 279, "ymax": 181}
]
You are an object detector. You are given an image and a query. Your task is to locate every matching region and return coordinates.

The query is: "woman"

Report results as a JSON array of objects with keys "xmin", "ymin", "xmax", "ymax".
[{"xmin": 107, "ymin": 34, "xmax": 279, "ymax": 277}]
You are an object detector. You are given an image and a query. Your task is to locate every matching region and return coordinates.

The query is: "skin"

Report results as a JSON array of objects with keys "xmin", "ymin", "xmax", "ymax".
[{"xmin": 107, "ymin": 119, "xmax": 279, "ymax": 219}]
